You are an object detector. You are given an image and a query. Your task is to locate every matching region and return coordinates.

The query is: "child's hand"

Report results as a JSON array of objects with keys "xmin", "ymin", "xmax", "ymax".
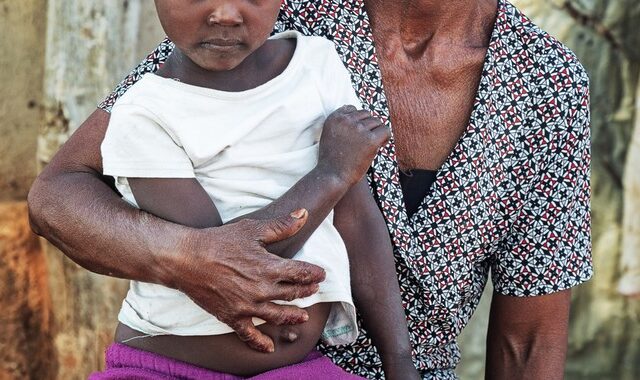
[
  {"xmin": 382, "ymin": 356, "xmax": 421, "ymax": 380},
  {"xmin": 317, "ymin": 105, "xmax": 390, "ymax": 186}
]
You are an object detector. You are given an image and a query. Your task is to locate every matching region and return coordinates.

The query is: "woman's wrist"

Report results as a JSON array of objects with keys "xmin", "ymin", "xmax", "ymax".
[{"xmin": 150, "ymin": 219, "xmax": 198, "ymax": 289}]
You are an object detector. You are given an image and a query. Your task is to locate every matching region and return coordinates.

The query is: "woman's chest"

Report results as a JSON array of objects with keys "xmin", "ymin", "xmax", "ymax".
[{"xmin": 376, "ymin": 52, "xmax": 486, "ymax": 171}]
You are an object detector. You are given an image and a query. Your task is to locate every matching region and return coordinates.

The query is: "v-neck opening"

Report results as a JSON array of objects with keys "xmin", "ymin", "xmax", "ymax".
[
  {"xmin": 328, "ymin": 0, "xmax": 503, "ymax": 272},
  {"xmin": 399, "ymin": 169, "xmax": 439, "ymax": 218},
  {"xmin": 365, "ymin": 0, "xmax": 504, "ymax": 226}
]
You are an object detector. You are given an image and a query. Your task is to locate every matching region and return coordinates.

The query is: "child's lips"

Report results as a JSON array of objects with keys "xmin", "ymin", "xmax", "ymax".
[{"xmin": 200, "ymin": 38, "xmax": 243, "ymax": 52}]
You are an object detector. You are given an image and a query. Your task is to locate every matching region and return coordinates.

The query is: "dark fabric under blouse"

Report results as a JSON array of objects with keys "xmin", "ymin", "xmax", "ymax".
[
  {"xmin": 399, "ymin": 169, "xmax": 438, "ymax": 218},
  {"xmin": 99, "ymin": 1, "xmax": 593, "ymax": 378}
]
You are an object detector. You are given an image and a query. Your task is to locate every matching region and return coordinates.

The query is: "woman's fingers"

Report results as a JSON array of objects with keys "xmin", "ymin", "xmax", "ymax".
[
  {"xmin": 270, "ymin": 258, "xmax": 326, "ymax": 285},
  {"xmin": 229, "ymin": 318, "xmax": 275, "ymax": 353},
  {"xmin": 267, "ymin": 281, "xmax": 321, "ymax": 302},
  {"xmin": 255, "ymin": 303, "xmax": 311, "ymax": 326}
]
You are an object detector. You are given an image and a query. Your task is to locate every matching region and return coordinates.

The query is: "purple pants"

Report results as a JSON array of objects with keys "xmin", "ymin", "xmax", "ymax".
[{"xmin": 89, "ymin": 343, "xmax": 365, "ymax": 380}]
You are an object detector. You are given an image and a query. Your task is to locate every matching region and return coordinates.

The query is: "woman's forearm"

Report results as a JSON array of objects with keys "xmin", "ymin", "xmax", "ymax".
[
  {"xmin": 28, "ymin": 110, "xmax": 183, "ymax": 285},
  {"xmin": 485, "ymin": 291, "xmax": 570, "ymax": 380},
  {"xmin": 29, "ymin": 168, "xmax": 186, "ymax": 285},
  {"xmin": 28, "ymin": 110, "xmax": 327, "ymax": 353}
]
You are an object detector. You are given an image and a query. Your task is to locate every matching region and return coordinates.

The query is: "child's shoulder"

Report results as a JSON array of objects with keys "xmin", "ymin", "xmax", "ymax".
[
  {"xmin": 111, "ymin": 74, "xmax": 162, "ymax": 109},
  {"xmin": 299, "ymin": 33, "xmax": 340, "ymax": 60},
  {"xmin": 110, "ymin": 74, "xmax": 189, "ymax": 120},
  {"xmin": 273, "ymin": 31, "xmax": 344, "ymax": 82}
]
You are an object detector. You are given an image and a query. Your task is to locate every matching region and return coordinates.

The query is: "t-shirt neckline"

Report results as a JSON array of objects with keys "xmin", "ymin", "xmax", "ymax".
[{"xmin": 147, "ymin": 30, "xmax": 302, "ymax": 100}]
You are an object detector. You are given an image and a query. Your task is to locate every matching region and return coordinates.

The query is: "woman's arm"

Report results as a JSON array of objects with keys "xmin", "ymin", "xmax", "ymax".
[
  {"xmin": 119, "ymin": 105, "xmax": 389, "ymax": 351},
  {"xmin": 127, "ymin": 176, "xmax": 319, "ymax": 353},
  {"xmin": 333, "ymin": 179, "xmax": 420, "ymax": 380},
  {"xmin": 27, "ymin": 109, "xmax": 323, "ymax": 352},
  {"xmin": 28, "ymin": 105, "xmax": 388, "ymax": 351},
  {"xmin": 485, "ymin": 290, "xmax": 571, "ymax": 380}
]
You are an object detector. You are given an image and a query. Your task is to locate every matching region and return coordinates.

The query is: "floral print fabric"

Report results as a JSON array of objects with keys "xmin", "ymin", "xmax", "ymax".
[{"xmin": 99, "ymin": 1, "xmax": 593, "ymax": 378}]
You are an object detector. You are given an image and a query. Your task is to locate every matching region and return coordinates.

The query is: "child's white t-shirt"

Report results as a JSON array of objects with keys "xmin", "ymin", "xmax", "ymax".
[{"xmin": 101, "ymin": 31, "xmax": 361, "ymax": 346}]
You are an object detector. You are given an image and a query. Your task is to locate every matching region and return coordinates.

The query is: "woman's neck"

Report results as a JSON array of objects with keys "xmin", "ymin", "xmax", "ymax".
[{"xmin": 365, "ymin": 0, "xmax": 497, "ymax": 56}]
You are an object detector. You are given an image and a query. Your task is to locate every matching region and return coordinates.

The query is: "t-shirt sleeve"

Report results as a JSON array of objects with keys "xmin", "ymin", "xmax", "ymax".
[
  {"xmin": 321, "ymin": 46, "xmax": 363, "ymax": 114},
  {"xmin": 491, "ymin": 84, "xmax": 593, "ymax": 297},
  {"xmin": 98, "ymin": 38, "xmax": 175, "ymax": 113},
  {"xmin": 101, "ymin": 103, "xmax": 194, "ymax": 179}
]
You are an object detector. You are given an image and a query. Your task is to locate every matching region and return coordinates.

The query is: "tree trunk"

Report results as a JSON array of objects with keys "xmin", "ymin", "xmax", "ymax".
[
  {"xmin": 619, "ymin": 80, "xmax": 640, "ymax": 297},
  {"xmin": 39, "ymin": 1, "xmax": 163, "ymax": 378}
]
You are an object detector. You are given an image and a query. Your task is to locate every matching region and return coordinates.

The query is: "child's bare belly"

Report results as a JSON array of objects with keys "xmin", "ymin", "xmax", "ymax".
[{"xmin": 115, "ymin": 303, "xmax": 332, "ymax": 376}]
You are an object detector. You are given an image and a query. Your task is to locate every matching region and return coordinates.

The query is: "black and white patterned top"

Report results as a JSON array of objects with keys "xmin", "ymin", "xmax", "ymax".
[{"xmin": 99, "ymin": 1, "xmax": 593, "ymax": 378}]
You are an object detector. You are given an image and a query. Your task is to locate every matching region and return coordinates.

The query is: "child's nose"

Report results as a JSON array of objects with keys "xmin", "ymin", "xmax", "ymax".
[{"xmin": 206, "ymin": 2, "xmax": 243, "ymax": 27}]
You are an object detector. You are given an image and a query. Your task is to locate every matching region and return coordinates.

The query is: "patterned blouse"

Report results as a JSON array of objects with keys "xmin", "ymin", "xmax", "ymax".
[{"xmin": 99, "ymin": 0, "xmax": 593, "ymax": 378}]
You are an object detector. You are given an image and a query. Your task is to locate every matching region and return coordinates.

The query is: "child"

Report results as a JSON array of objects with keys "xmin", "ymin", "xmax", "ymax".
[{"xmin": 95, "ymin": 1, "xmax": 420, "ymax": 379}]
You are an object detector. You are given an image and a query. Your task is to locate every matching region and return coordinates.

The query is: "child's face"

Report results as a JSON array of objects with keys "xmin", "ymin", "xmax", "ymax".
[{"xmin": 154, "ymin": 0, "xmax": 282, "ymax": 71}]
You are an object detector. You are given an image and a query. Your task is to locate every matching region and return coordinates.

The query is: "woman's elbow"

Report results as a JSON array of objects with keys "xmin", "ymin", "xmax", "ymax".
[{"xmin": 27, "ymin": 175, "xmax": 51, "ymax": 236}]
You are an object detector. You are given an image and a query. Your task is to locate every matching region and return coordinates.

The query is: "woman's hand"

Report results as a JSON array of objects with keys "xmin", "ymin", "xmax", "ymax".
[
  {"xmin": 317, "ymin": 105, "xmax": 390, "ymax": 186},
  {"xmin": 159, "ymin": 211, "xmax": 327, "ymax": 353}
]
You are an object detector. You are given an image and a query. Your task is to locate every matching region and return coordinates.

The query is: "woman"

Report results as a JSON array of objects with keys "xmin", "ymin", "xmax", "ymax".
[{"xmin": 29, "ymin": 0, "xmax": 592, "ymax": 378}]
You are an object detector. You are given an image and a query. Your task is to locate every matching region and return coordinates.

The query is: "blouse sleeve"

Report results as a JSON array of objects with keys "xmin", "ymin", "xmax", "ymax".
[
  {"xmin": 101, "ymin": 103, "xmax": 194, "ymax": 179},
  {"xmin": 491, "ymin": 85, "xmax": 593, "ymax": 297},
  {"xmin": 275, "ymin": 0, "xmax": 329, "ymax": 36},
  {"xmin": 98, "ymin": 38, "xmax": 175, "ymax": 113}
]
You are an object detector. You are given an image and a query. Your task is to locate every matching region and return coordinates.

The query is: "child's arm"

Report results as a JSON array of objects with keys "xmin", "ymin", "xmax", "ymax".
[
  {"xmin": 224, "ymin": 106, "xmax": 389, "ymax": 259},
  {"xmin": 333, "ymin": 179, "xmax": 421, "ymax": 380},
  {"xmin": 128, "ymin": 178, "xmax": 222, "ymax": 228},
  {"xmin": 128, "ymin": 106, "xmax": 390, "ymax": 261}
]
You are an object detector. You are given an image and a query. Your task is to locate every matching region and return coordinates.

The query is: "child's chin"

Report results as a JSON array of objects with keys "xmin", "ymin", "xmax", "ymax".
[{"xmin": 199, "ymin": 57, "xmax": 245, "ymax": 72}]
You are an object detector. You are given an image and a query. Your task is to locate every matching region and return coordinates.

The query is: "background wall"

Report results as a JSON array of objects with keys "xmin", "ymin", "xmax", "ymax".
[
  {"xmin": 0, "ymin": 1, "xmax": 164, "ymax": 379},
  {"xmin": 0, "ymin": 0, "xmax": 638, "ymax": 379}
]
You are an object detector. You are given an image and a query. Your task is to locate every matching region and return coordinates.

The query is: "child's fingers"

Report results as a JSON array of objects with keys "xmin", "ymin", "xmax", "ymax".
[
  {"xmin": 335, "ymin": 104, "xmax": 358, "ymax": 114},
  {"xmin": 359, "ymin": 116, "xmax": 384, "ymax": 131},
  {"xmin": 371, "ymin": 123, "xmax": 392, "ymax": 144},
  {"xmin": 257, "ymin": 209, "xmax": 308, "ymax": 245},
  {"xmin": 255, "ymin": 302, "xmax": 310, "ymax": 326},
  {"xmin": 230, "ymin": 318, "xmax": 275, "ymax": 353}
]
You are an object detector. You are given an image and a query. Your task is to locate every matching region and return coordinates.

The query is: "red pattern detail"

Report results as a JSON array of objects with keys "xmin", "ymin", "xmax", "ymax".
[{"xmin": 98, "ymin": 1, "xmax": 593, "ymax": 378}]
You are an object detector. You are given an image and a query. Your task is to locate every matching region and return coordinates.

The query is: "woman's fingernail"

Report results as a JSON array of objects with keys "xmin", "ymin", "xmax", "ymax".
[{"xmin": 290, "ymin": 209, "xmax": 307, "ymax": 219}]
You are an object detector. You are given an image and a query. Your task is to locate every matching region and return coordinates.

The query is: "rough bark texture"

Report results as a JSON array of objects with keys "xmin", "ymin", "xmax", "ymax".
[
  {"xmin": 0, "ymin": 202, "xmax": 55, "ymax": 380},
  {"xmin": 0, "ymin": 0, "xmax": 47, "ymax": 202},
  {"xmin": 37, "ymin": 2, "xmax": 164, "ymax": 378},
  {"xmin": 619, "ymin": 81, "xmax": 640, "ymax": 297},
  {"xmin": 458, "ymin": 1, "xmax": 640, "ymax": 379}
]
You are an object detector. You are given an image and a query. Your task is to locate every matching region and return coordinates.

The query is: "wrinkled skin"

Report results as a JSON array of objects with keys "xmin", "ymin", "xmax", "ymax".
[
  {"xmin": 28, "ymin": 103, "xmax": 389, "ymax": 353},
  {"xmin": 29, "ymin": 0, "xmax": 576, "ymax": 376}
]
